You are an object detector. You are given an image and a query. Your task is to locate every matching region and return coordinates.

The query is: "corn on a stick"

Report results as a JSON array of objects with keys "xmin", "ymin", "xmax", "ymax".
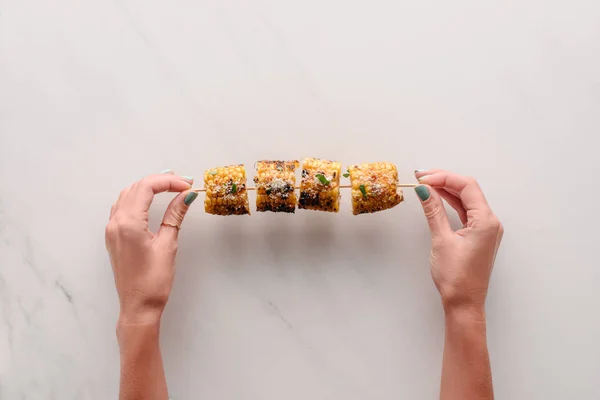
[
  {"xmin": 254, "ymin": 160, "xmax": 299, "ymax": 213},
  {"xmin": 203, "ymin": 165, "xmax": 250, "ymax": 215},
  {"xmin": 348, "ymin": 162, "xmax": 403, "ymax": 215},
  {"xmin": 297, "ymin": 158, "xmax": 341, "ymax": 212}
]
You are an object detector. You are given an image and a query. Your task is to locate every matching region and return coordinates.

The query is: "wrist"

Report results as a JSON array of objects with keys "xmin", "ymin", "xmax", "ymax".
[
  {"xmin": 119, "ymin": 300, "xmax": 164, "ymax": 324},
  {"xmin": 116, "ymin": 314, "xmax": 161, "ymax": 346},
  {"xmin": 444, "ymin": 304, "xmax": 486, "ymax": 326},
  {"xmin": 117, "ymin": 310, "xmax": 162, "ymax": 332},
  {"xmin": 440, "ymin": 287, "xmax": 487, "ymax": 317}
]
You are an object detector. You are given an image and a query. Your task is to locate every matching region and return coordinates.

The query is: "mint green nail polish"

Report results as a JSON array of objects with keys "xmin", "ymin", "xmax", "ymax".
[
  {"xmin": 415, "ymin": 185, "xmax": 430, "ymax": 201},
  {"xmin": 160, "ymin": 169, "xmax": 172, "ymax": 173},
  {"xmin": 184, "ymin": 191, "xmax": 198, "ymax": 206},
  {"xmin": 182, "ymin": 175, "xmax": 194, "ymax": 182}
]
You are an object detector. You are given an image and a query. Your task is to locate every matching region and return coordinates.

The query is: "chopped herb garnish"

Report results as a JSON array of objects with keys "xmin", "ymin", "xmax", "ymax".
[
  {"xmin": 315, "ymin": 174, "xmax": 330, "ymax": 185},
  {"xmin": 343, "ymin": 168, "xmax": 350, "ymax": 178},
  {"xmin": 231, "ymin": 183, "xmax": 238, "ymax": 194},
  {"xmin": 209, "ymin": 170, "xmax": 218, "ymax": 175},
  {"xmin": 359, "ymin": 184, "xmax": 367, "ymax": 199}
]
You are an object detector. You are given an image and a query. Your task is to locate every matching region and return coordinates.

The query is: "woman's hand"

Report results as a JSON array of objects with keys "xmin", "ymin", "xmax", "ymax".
[
  {"xmin": 414, "ymin": 170, "xmax": 504, "ymax": 312},
  {"xmin": 105, "ymin": 171, "xmax": 199, "ymax": 324},
  {"xmin": 415, "ymin": 170, "xmax": 502, "ymax": 400}
]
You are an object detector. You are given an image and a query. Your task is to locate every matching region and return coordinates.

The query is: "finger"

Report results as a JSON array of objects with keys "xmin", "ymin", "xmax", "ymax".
[
  {"xmin": 414, "ymin": 185, "xmax": 452, "ymax": 238},
  {"xmin": 156, "ymin": 190, "xmax": 199, "ymax": 244},
  {"xmin": 417, "ymin": 171, "xmax": 490, "ymax": 212},
  {"xmin": 436, "ymin": 188, "xmax": 468, "ymax": 225},
  {"xmin": 414, "ymin": 169, "xmax": 443, "ymax": 180},
  {"xmin": 129, "ymin": 174, "xmax": 193, "ymax": 213}
]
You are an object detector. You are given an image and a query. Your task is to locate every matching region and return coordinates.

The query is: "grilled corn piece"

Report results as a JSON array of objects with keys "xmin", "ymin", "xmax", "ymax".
[
  {"xmin": 348, "ymin": 162, "xmax": 403, "ymax": 215},
  {"xmin": 204, "ymin": 165, "xmax": 250, "ymax": 215},
  {"xmin": 297, "ymin": 158, "xmax": 341, "ymax": 212},
  {"xmin": 253, "ymin": 160, "xmax": 299, "ymax": 213}
]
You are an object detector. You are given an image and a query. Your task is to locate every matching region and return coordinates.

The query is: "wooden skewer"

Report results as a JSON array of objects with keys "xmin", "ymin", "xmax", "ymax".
[{"xmin": 191, "ymin": 183, "xmax": 418, "ymax": 192}]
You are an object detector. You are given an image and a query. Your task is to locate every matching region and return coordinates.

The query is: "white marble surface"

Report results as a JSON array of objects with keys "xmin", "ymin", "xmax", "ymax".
[{"xmin": 1, "ymin": 1, "xmax": 599, "ymax": 399}]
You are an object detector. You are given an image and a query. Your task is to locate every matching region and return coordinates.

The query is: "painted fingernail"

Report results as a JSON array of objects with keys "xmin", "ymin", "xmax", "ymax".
[
  {"xmin": 415, "ymin": 185, "xmax": 430, "ymax": 201},
  {"xmin": 182, "ymin": 176, "xmax": 194, "ymax": 183},
  {"xmin": 160, "ymin": 169, "xmax": 173, "ymax": 174},
  {"xmin": 414, "ymin": 169, "xmax": 427, "ymax": 174},
  {"xmin": 184, "ymin": 191, "xmax": 198, "ymax": 206}
]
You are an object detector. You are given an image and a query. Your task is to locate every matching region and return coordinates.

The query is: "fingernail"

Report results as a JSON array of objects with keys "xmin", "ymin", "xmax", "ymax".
[
  {"xmin": 182, "ymin": 176, "xmax": 194, "ymax": 183},
  {"xmin": 160, "ymin": 169, "xmax": 173, "ymax": 174},
  {"xmin": 184, "ymin": 191, "xmax": 198, "ymax": 206},
  {"xmin": 414, "ymin": 169, "xmax": 427, "ymax": 174},
  {"xmin": 415, "ymin": 185, "xmax": 430, "ymax": 201}
]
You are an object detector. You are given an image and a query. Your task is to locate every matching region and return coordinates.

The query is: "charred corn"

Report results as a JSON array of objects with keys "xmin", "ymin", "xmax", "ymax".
[
  {"xmin": 204, "ymin": 165, "xmax": 250, "ymax": 215},
  {"xmin": 253, "ymin": 160, "xmax": 299, "ymax": 213},
  {"xmin": 348, "ymin": 162, "xmax": 403, "ymax": 215},
  {"xmin": 297, "ymin": 158, "xmax": 341, "ymax": 212}
]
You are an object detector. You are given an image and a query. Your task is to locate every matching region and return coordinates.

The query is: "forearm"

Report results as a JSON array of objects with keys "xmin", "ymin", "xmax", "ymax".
[
  {"xmin": 440, "ymin": 307, "xmax": 493, "ymax": 400},
  {"xmin": 117, "ymin": 317, "xmax": 168, "ymax": 400}
]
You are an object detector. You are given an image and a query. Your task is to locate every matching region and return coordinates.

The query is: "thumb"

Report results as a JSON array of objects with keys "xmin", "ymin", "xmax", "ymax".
[
  {"xmin": 415, "ymin": 185, "xmax": 451, "ymax": 237},
  {"xmin": 157, "ymin": 190, "xmax": 199, "ymax": 244}
]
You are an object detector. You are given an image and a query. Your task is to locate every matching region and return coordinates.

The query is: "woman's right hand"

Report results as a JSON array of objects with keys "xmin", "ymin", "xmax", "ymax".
[{"xmin": 413, "ymin": 170, "xmax": 504, "ymax": 312}]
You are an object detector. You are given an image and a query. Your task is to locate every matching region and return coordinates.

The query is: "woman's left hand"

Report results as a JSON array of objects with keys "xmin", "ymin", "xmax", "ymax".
[{"xmin": 105, "ymin": 171, "xmax": 198, "ymax": 324}]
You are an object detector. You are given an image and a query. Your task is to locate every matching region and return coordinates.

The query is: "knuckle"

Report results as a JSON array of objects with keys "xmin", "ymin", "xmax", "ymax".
[
  {"xmin": 136, "ymin": 178, "xmax": 148, "ymax": 189},
  {"xmin": 424, "ymin": 203, "xmax": 443, "ymax": 220},
  {"xmin": 105, "ymin": 222, "xmax": 117, "ymax": 239},
  {"xmin": 465, "ymin": 176, "xmax": 479, "ymax": 186},
  {"xmin": 489, "ymin": 215, "xmax": 501, "ymax": 228},
  {"xmin": 172, "ymin": 208, "xmax": 186, "ymax": 223},
  {"xmin": 484, "ymin": 215, "xmax": 502, "ymax": 232},
  {"xmin": 113, "ymin": 217, "xmax": 128, "ymax": 231},
  {"xmin": 107, "ymin": 216, "xmax": 139, "ymax": 237},
  {"xmin": 497, "ymin": 220, "xmax": 505, "ymax": 235}
]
